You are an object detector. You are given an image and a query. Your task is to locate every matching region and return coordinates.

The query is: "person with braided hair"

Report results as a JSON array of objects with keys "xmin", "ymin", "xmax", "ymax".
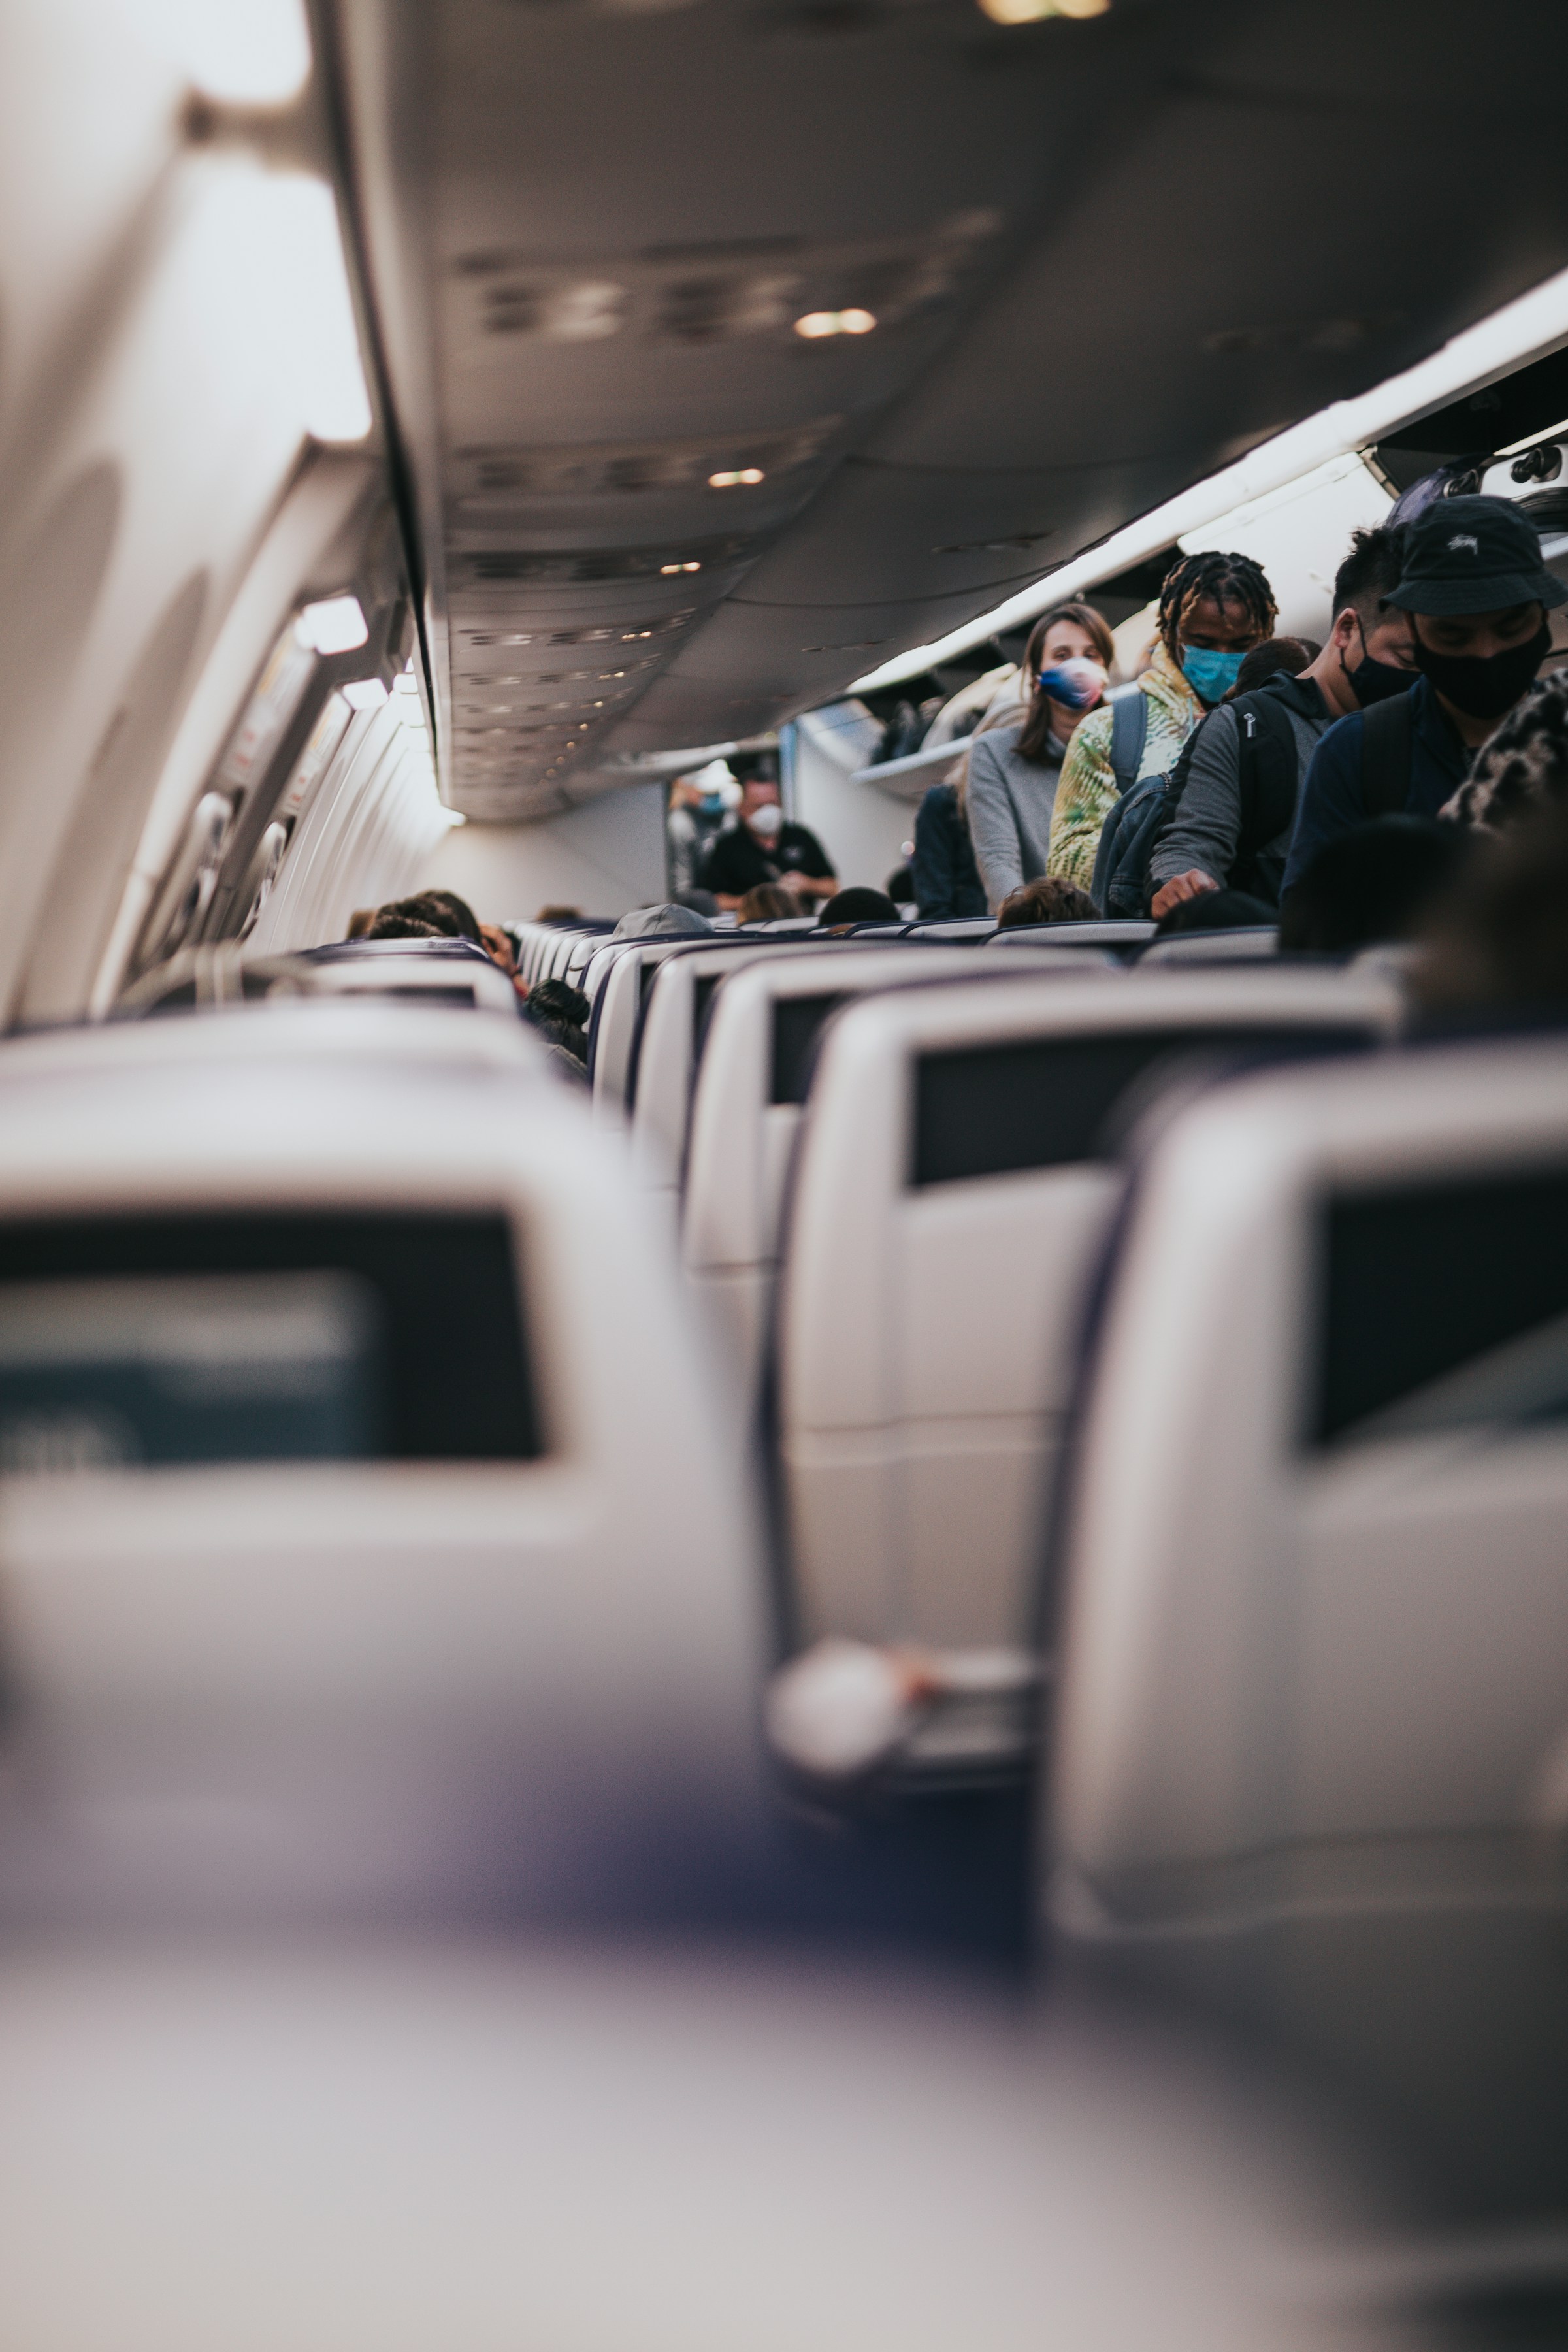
[{"xmin": 1045, "ymin": 549, "xmax": 1277, "ymax": 899}]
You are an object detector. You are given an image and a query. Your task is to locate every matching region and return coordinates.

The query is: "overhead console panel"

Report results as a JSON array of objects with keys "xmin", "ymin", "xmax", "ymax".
[{"xmin": 323, "ymin": 0, "xmax": 1568, "ymax": 819}]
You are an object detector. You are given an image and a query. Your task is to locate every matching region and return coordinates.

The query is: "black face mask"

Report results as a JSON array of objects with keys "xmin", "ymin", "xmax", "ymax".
[
  {"xmin": 1346, "ymin": 617, "xmax": 1418, "ymax": 708},
  {"xmin": 1413, "ymin": 617, "xmax": 1552, "ymax": 720}
]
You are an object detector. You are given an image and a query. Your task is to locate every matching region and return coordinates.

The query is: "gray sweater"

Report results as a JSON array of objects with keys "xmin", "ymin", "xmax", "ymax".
[
  {"xmin": 1148, "ymin": 679, "xmax": 1333, "ymax": 898},
  {"xmin": 964, "ymin": 723, "xmax": 1066, "ymax": 909}
]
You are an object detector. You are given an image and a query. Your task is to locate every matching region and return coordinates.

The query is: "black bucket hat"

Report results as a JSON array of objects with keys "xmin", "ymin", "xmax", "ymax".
[{"xmin": 1388, "ymin": 493, "xmax": 1568, "ymax": 617}]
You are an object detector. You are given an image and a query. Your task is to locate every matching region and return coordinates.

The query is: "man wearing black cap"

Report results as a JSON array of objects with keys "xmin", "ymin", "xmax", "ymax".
[{"xmin": 1282, "ymin": 495, "xmax": 1566, "ymax": 896}]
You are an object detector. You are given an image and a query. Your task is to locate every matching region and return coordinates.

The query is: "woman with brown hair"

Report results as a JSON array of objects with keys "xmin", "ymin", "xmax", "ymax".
[{"xmin": 962, "ymin": 601, "xmax": 1115, "ymax": 911}]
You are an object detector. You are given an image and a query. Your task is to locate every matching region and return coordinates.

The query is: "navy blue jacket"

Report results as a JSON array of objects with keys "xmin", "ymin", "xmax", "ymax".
[
  {"xmin": 912, "ymin": 781, "xmax": 986, "ymax": 919},
  {"xmin": 1282, "ymin": 676, "xmax": 1471, "ymax": 896}
]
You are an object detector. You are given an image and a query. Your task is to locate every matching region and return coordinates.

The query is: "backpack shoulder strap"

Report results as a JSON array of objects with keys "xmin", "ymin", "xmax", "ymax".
[
  {"xmin": 1233, "ymin": 687, "xmax": 1301, "ymax": 853},
  {"xmin": 1358, "ymin": 691, "xmax": 1415, "ymax": 819},
  {"xmin": 1107, "ymin": 689, "xmax": 1149, "ymax": 798}
]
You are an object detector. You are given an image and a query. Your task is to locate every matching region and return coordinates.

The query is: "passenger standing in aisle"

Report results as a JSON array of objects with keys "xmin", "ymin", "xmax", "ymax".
[
  {"xmin": 1283, "ymin": 497, "xmax": 1567, "ymax": 894},
  {"xmin": 1149, "ymin": 527, "xmax": 1413, "ymax": 917},
  {"xmin": 911, "ymin": 776, "xmax": 985, "ymax": 916},
  {"xmin": 1046, "ymin": 553, "xmax": 1275, "ymax": 897},
  {"xmin": 964, "ymin": 603, "xmax": 1115, "ymax": 910},
  {"xmin": 700, "ymin": 776, "xmax": 838, "ymax": 910},
  {"xmin": 666, "ymin": 760, "xmax": 736, "ymax": 897}
]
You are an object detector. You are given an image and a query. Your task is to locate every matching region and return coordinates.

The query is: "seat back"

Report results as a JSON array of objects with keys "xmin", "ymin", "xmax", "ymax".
[
  {"xmin": 1047, "ymin": 1033, "xmax": 1568, "ymax": 2208},
  {"xmin": 683, "ymin": 945, "xmax": 1091, "ymax": 1395},
  {"xmin": 1137, "ymin": 926, "xmax": 1279, "ymax": 966},
  {"xmin": 625, "ymin": 938, "xmax": 866, "ymax": 1203},
  {"xmin": 0, "ymin": 1013, "xmax": 766, "ymax": 1927},
  {"xmin": 988, "ymin": 921, "xmax": 1156, "ymax": 957},
  {"xmin": 775, "ymin": 966, "xmax": 1405, "ymax": 1763}
]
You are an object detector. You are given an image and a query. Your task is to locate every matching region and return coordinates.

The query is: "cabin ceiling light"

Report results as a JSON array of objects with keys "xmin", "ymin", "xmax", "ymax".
[
  {"xmin": 297, "ymin": 595, "xmax": 368, "ymax": 654},
  {"xmin": 709, "ymin": 468, "xmax": 765, "ymax": 488},
  {"xmin": 794, "ymin": 309, "xmax": 877, "ymax": 340},
  {"xmin": 976, "ymin": 0, "xmax": 1107, "ymax": 18},
  {"xmin": 659, "ymin": 560, "xmax": 702, "ymax": 574}
]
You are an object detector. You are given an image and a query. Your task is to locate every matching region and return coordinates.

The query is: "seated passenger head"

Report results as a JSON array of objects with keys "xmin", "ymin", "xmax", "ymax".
[
  {"xmin": 346, "ymin": 907, "xmax": 376, "ymax": 939},
  {"xmin": 817, "ymin": 887, "xmax": 899, "ymax": 929},
  {"xmin": 1384, "ymin": 495, "xmax": 1565, "ymax": 727},
  {"xmin": 525, "ymin": 977, "xmax": 591, "ymax": 1064},
  {"xmin": 366, "ymin": 911, "xmax": 445, "ymax": 940},
  {"xmin": 1153, "ymin": 887, "xmax": 1276, "ymax": 936},
  {"xmin": 1279, "ymin": 815, "xmax": 1476, "ymax": 953},
  {"xmin": 736, "ymin": 883, "xmax": 798, "ymax": 924},
  {"xmin": 378, "ymin": 893, "xmax": 465, "ymax": 939},
  {"xmin": 612, "ymin": 902, "xmax": 713, "ymax": 939},
  {"xmin": 1226, "ymin": 636, "xmax": 1320, "ymax": 698},
  {"xmin": 1158, "ymin": 549, "xmax": 1278, "ymax": 708},
  {"xmin": 1442, "ymin": 668, "xmax": 1568, "ymax": 833},
  {"xmin": 1324, "ymin": 523, "xmax": 1418, "ymax": 708},
  {"xmin": 1015, "ymin": 602, "xmax": 1117, "ymax": 763},
  {"xmin": 996, "ymin": 877, "xmax": 1098, "ymax": 928},
  {"xmin": 1414, "ymin": 796, "xmax": 1568, "ymax": 1015},
  {"xmin": 415, "ymin": 888, "xmax": 483, "ymax": 942}
]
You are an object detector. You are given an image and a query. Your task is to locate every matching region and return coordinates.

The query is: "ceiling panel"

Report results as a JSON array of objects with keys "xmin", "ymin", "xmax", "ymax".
[{"xmin": 325, "ymin": 0, "xmax": 1568, "ymax": 818}]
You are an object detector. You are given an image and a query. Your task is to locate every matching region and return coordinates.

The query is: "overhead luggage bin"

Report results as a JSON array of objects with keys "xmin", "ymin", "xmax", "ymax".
[
  {"xmin": 683, "ymin": 944, "xmax": 1090, "ymax": 1396},
  {"xmin": 774, "ymin": 967, "xmax": 1406, "ymax": 1778},
  {"xmin": 0, "ymin": 1036, "xmax": 766, "ymax": 1929},
  {"xmin": 1048, "ymin": 1031, "xmax": 1568, "ymax": 2216}
]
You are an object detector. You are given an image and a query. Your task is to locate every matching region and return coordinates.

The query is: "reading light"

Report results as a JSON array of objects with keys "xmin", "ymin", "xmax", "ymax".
[
  {"xmin": 709, "ymin": 468, "xmax": 765, "ymax": 488},
  {"xmin": 793, "ymin": 309, "xmax": 877, "ymax": 340},
  {"xmin": 297, "ymin": 595, "xmax": 368, "ymax": 654},
  {"xmin": 976, "ymin": 0, "xmax": 1107, "ymax": 17},
  {"xmin": 342, "ymin": 678, "xmax": 389, "ymax": 710},
  {"xmin": 659, "ymin": 560, "xmax": 702, "ymax": 574}
]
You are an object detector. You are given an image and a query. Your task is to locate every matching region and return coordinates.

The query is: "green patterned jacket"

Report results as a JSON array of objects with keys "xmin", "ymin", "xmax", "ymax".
[{"xmin": 1045, "ymin": 642, "xmax": 1206, "ymax": 897}]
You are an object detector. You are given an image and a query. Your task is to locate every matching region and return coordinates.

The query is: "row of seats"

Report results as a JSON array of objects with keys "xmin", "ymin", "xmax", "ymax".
[{"xmin": 532, "ymin": 894, "xmax": 1568, "ymax": 2216}]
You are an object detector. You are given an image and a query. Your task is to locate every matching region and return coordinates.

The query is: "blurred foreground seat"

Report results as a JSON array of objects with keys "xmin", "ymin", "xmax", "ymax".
[
  {"xmin": 1049, "ymin": 1031, "xmax": 1568, "ymax": 2219},
  {"xmin": 0, "ymin": 1001, "xmax": 768, "ymax": 1928}
]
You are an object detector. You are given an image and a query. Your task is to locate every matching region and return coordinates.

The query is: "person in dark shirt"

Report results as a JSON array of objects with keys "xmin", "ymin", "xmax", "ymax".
[
  {"xmin": 1284, "ymin": 497, "xmax": 1567, "ymax": 896},
  {"xmin": 700, "ymin": 777, "xmax": 837, "ymax": 910},
  {"xmin": 911, "ymin": 780, "xmax": 985, "ymax": 917}
]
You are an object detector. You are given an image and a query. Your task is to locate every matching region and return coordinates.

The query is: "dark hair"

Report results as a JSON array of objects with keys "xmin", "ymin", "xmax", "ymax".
[
  {"xmin": 346, "ymin": 908, "xmax": 376, "ymax": 939},
  {"xmin": 817, "ymin": 887, "xmax": 900, "ymax": 927},
  {"xmin": 996, "ymin": 876, "xmax": 1099, "ymax": 928},
  {"xmin": 379, "ymin": 893, "xmax": 465, "ymax": 939},
  {"xmin": 736, "ymin": 883, "xmax": 798, "ymax": 923},
  {"xmin": 367, "ymin": 912, "xmax": 445, "ymax": 940},
  {"xmin": 1226, "ymin": 638, "xmax": 1320, "ymax": 699},
  {"xmin": 526, "ymin": 977, "xmax": 591, "ymax": 1064},
  {"xmin": 1016, "ymin": 602, "xmax": 1117, "ymax": 764},
  {"xmin": 1331, "ymin": 523, "xmax": 1408, "ymax": 624},
  {"xmin": 416, "ymin": 888, "xmax": 483, "ymax": 942},
  {"xmin": 1152, "ymin": 887, "xmax": 1276, "ymax": 936},
  {"xmin": 1158, "ymin": 550, "xmax": 1277, "ymax": 662},
  {"xmin": 1279, "ymin": 815, "xmax": 1476, "ymax": 953}
]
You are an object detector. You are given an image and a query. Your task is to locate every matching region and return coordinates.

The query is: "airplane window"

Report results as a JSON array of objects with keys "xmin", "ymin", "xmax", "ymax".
[
  {"xmin": 0, "ymin": 1212, "xmax": 542, "ymax": 1465},
  {"xmin": 1315, "ymin": 1171, "xmax": 1568, "ymax": 1447},
  {"xmin": 911, "ymin": 1028, "xmax": 1373, "ymax": 1189}
]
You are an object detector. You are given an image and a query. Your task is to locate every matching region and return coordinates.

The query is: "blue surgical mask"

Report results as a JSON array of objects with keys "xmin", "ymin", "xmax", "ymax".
[{"xmin": 1181, "ymin": 645, "xmax": 1246, "ymax": 704}]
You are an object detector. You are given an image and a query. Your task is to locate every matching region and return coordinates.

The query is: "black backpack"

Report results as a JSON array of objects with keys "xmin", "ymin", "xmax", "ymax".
[{"xmin": 1091, "ymin": 673, "xmax": 1312, "ymax": 916}]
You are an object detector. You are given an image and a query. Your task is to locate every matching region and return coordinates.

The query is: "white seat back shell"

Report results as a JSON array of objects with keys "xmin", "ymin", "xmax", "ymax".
[{"xmin": 777, "ymin": 967, "xmax": 1403, "ymax": 1678}]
